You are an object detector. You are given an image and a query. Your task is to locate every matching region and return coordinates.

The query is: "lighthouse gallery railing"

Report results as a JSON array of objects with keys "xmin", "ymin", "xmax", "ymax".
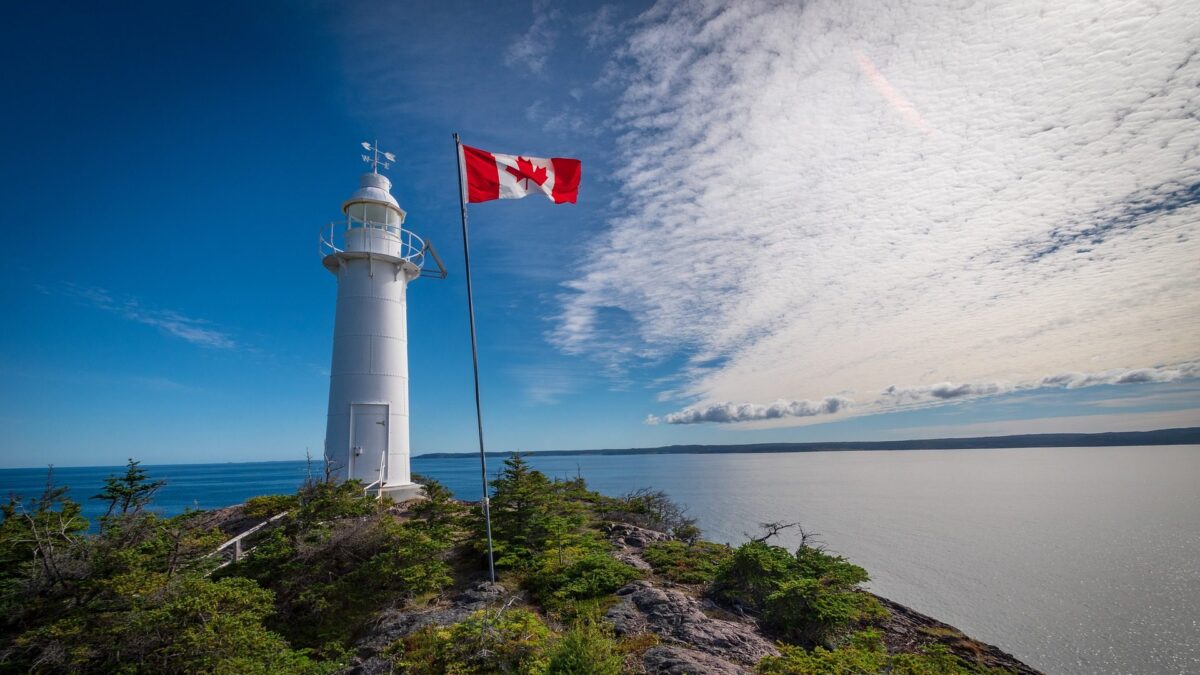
[{"xmin": 319, "ymin": 219, "xmax": 426, "ymax": 268}]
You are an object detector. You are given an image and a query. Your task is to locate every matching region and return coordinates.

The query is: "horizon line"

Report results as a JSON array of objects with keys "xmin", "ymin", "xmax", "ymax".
[{"xmin": 4, "ymin": 426, "xmax": 1195, "ymax": 471}]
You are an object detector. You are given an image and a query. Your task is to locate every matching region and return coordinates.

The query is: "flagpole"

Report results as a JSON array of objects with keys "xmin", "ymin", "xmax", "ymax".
[{"xmin": 454, "ymin": 132, "xmax": 497, "ymax": 584}]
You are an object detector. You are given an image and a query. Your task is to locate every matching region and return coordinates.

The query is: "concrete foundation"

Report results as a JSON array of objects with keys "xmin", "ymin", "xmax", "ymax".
[{"xmin": 380, "ymin": 482, "xmax": 425, "ymax": 503}]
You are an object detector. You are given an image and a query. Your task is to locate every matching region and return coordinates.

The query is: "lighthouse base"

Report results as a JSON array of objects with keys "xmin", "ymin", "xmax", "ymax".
[{"xmin": 379, "ymin": 482, "xmax": 426, "ymax": 504}]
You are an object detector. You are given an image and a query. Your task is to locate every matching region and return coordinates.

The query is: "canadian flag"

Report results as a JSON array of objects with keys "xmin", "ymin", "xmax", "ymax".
[{"xmin": 461, "ymin": 144, "xmax": 581, "ymax": 204}]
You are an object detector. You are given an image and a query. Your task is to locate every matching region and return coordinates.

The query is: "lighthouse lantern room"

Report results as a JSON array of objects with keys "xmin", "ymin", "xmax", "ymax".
[{"xmin": 319, "ymin": 142, "xmax": 445, "ymax": 501}]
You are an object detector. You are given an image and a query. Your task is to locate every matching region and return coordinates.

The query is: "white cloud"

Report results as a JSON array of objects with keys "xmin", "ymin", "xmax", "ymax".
[
  {"xmin": 894, "ymin": 408, "xmax": 1200, "ymax": 438},
  {"xmin": 879, "ymin": 381, "xmax": 1008, "ymax": 407},
  {"xmin": 59, "ymin": 283, "xmax": 236, "ymax": 350},
  {"xmin": 1040, "ymin": 363, "xmax": 1200, "ymax": 389},
  {"xmin": 878, "ymin": 363, "xmax": 1200, "ymax": 410},
  {"xmin": 579, "ymin": 5, "xmax": 620, "ymax": 50},
  {"xmin": 647, "ymin": 396, "xmax": 851, "ymax": 425},
  {"xmin": 506, "ymin": 361, "xmax": 590, "ymax": 405},
  {"xmin": 651, "ymin": 363, "xmax": 1199, "ymax": 424},
  {"xmin": 554, "ymin": 0, "xmax": 1200, "ymax": 425},
  {"xmin": 526, "ymin": 97, "xmax": 599, "ymax": 136},
  {"xmin": 505, "ymin": 2, "xmax": 561, "ymax": 76}
]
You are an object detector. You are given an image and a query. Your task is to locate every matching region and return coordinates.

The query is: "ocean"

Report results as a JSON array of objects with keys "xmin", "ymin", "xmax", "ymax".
[{"xmin": 2, "ymin": 445, "xmax": 1197, "ymax": 674}]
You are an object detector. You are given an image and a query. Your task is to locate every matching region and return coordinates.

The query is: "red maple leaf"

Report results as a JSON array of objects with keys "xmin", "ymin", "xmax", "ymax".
[{"xmin": 505, "ymin": 156, "xmax": 548, "ymax": 190}]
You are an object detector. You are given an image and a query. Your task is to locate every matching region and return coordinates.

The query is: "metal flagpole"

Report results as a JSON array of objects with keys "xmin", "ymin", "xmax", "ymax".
[{"xmin": 453, "ymin": 132, "xmax": 497, "ymax": 584}]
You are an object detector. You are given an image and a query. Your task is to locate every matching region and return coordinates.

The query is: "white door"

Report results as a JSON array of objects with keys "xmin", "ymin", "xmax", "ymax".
[{"xmin": 349, "ymin": 404, "xmax": 388, "ymax": 485}]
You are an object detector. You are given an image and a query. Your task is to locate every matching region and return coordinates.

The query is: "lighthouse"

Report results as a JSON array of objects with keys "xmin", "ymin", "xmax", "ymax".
[{"xmin": 319, "ymin": 142, "xmax": 445, "ymax": 501}]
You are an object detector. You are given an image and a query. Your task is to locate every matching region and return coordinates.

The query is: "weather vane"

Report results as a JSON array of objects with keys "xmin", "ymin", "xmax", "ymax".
[{"xmin": 361, "ymin": 140, "xmax": 396, "ymax": 173}]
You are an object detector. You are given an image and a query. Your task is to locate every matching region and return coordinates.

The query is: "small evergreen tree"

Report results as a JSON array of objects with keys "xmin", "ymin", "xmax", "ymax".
[
  {"xmin": 0, "ymin": 467, "xmax": 88, "ymax": 611},
  {"xmin": 410, "ymin": 476, "xmax": 462, "ymax": 546},
  {"xmin": 92, "ymin": 458, "xmax": 166, "ymax": 521},
  {"xmin": 485, "ymin": 454, "xmax": 554, "ymax": 568}
]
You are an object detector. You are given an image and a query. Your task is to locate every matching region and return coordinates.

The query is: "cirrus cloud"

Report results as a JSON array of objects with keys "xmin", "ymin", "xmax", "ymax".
[{"xmin": 555, "ymin": 0, "xmax": 1200, "ymax": 426}]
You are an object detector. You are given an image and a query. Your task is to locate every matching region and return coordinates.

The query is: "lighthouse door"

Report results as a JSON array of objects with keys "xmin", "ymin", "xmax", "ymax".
[{"xmin": 349, "ymin": 403, "xmax": 389, "ymax": 485}]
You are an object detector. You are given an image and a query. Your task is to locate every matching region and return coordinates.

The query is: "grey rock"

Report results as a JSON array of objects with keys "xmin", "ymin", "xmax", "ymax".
[
  {"xmin": 606, "ymin": 582, "xmax": 777, "ymax": 666},
  {"xmin": 458, "ymin": 580, "xmax": 507, "ymax": 604},
  {"xmin": 615, "ymin": 551, "xmax": 654, "ymax": 571},
  {"xmin": 343, "ymin": 606, "xmax": 471, "ymax": 675},
  {"xmin": 344, "ymin": 652, "xmax": 396, "ymax": 675},
  {"xmin": 341, "ymin": 583, "xmax": 516, "ymax": 675},
  {"xmin": 643, "ymin": 645, "xmax": 750, "ymax": 675},
  {"xmin": 608, "ymin": 522, "xmax": 673, "ymax": 548},
  {"xmin": 873, "ymin": 596, "xmax": 1043, "ymax": 675}
]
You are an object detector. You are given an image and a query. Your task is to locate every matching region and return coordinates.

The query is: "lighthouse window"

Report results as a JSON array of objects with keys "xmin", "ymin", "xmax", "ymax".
[{"xmin": 349, "ymin": 202, "xmax": 401, "ymax": 229}]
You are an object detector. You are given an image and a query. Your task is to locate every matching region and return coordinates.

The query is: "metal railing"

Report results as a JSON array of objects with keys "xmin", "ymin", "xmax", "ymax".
[
  {"xmin": 319, "ymin": 218, "xmax": 426, "ymax": 268},
  {"xmin": 210, "ymin": 510, "xmax": 290, "ymax": 571},
  {"xmin": 361, "ymin": 451, "xmax": 387, "ymax": 500}
]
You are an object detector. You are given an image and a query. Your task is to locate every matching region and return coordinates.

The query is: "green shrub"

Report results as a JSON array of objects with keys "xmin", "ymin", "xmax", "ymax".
[
  {"xmin": 713, "ymin": 540, "xmax": 799, "ymax": 606},
  {"xmin": 794, "ymin": 546, "xmax": 870, "ymax": 587},
  {"xmin": 756, "ymin": 629, "xmax": 1007, "ymax": 674},
  {"xmin": 757, "ymin": 642, "xmax": 887, "ymax": 674},
  {"xmin": 598, "ymin": 487, "xmax": 696, "ymax": 535},
  {"xmin": 244, "ymin": 494, "xmax": 298, "ymax": 519},
  {"xmin": 392, "ymin": 608, "xmax": 554, "ymax": 674},
  {"xmin": 0, "ymin": 475, "xmax": 88, "ymax": 596},
  {"xmin": 410, "ymin": 478, "xmax": 465, "ymax": 546},
  {"xmin": 16, "ymin": 574, "xmax": 333, "ymax": 674},
  {"xmin": 642, "ymin": 540, "xmax": 732, "ymax": 584},
  {"xmin": 227, "ymin": 514, "xmax": 455, "ymax": 652},
  {"xmin": 763, "ymin": 579, "xmax": 887, "ymax": 644},
  {"xmin": 713, "ymin": 540, "xmax": 886, "ymax": 645},
  {"xmin": 295, "ymin": 479, "xmax": 379, "ymax": 525},
  {"xmin": 672, "ymin": 522, "xmax": 702, "ymax": 544},
  {"xmin": 2, "ymin": 464, "xmax": 332, "ymax": 674},
  {"xmin": 528, "ymin": 552, "xmax": 642, "ymax": 611},
  {"xmin": 218, "ymin": 478, "xmax": 465, "ymax": 654},
  {"xmin": 546, "ymin": 622, "xmax": 623, "ymax": 675}
]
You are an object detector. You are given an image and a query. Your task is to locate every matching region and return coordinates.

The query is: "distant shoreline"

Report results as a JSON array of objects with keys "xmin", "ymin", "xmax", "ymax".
[
  {"xmin": 4, "ymin": 428, "xmax": 1196, "ymax": 471},
  {"xmin": 415, "ymin": 426, "xmax": 1200, "ymax": 459}
]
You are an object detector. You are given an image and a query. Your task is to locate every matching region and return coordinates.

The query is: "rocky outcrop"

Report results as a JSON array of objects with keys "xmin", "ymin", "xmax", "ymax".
[
  {"xmin": 342, "ymin": 581, "xmax": 518, "ymax": 675},
  {"xmin": 608, "ymin": 522, "xmax": 673, "ymax": 549},
  {"xmin": 603, "ymin": 521, "xmax": 1041, "ymax": 675},
  {"xmin": 642, "ymin": 645, "xmax": 750, "ymax": 675},
  {"xmin": 603, "ymin": 523, "xmax": 780, "ymax": 673},
  {"xmin": 609, "ymin": 522, "xmax": 670, "ymax": 572},
  {"xmin": 333, "ymin": 517, "xmax": 1039, "ymax": 675},
  {"xmin": 607, "ymin": 581, "xmax": 779, "ymax": 667},
  {"xmin": 874, "ymin": 596, "xmax": 1041, "ymax": 675}
]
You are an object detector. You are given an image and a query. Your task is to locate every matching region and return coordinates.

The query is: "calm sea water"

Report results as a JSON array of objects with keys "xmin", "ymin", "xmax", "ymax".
[{"xmin": 2, "ymin": 445, "xmax": 1197, "ymax": 675}]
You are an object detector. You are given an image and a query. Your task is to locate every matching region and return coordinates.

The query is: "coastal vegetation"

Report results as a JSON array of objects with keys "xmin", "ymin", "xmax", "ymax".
[
  {"xmin": 0, "ymin": 461, "xmax": 329, "ymax": 674},
  {"xmin": 0, "ymin": 456, "xmax": 1020, "ymax": 673}
]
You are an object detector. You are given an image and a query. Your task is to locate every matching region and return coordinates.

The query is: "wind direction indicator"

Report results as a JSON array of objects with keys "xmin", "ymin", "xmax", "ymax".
[{"xmin": 361, "ymin": 140, "xmax": 396, "ymax": 173}]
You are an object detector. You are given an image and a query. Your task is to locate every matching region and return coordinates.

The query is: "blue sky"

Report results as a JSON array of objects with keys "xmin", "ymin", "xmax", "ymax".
[{"xmin": 1, "ymin": 1, "xmax": 1197, "ymax": 468}]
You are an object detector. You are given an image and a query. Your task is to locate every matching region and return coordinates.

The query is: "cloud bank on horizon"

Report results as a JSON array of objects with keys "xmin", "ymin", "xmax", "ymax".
[{"xmin": 555, "ymin": 0, "xmax": 1200, "ymax": 425}]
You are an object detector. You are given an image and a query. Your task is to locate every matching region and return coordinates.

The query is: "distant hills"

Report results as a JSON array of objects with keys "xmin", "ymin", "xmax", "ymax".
[{"xmin": 416, "ymin": 427, "xmax": 1200, "ymax": 459}]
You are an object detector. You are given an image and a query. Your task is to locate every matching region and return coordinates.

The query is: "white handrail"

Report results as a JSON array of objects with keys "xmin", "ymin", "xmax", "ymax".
[
  {"xmin": 209, "ymin": 510, "xmax": 291, "ymax": 572},
  {"xmin": 216, "ymin": 510, "xmax": 290, "ymax": 552},
  {"xmin": 363, "ymin": 451, "xmax": 386, "ymax": 500},
  {"xmin": 319, "ymin": 218, "xmax": 426, "ymax": 268}
]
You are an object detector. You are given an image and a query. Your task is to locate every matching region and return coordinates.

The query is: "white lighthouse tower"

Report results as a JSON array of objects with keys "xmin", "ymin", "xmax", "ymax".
[{"xmin": 319, "ymin": 142, "xmax": 445, "ymax": 501}]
